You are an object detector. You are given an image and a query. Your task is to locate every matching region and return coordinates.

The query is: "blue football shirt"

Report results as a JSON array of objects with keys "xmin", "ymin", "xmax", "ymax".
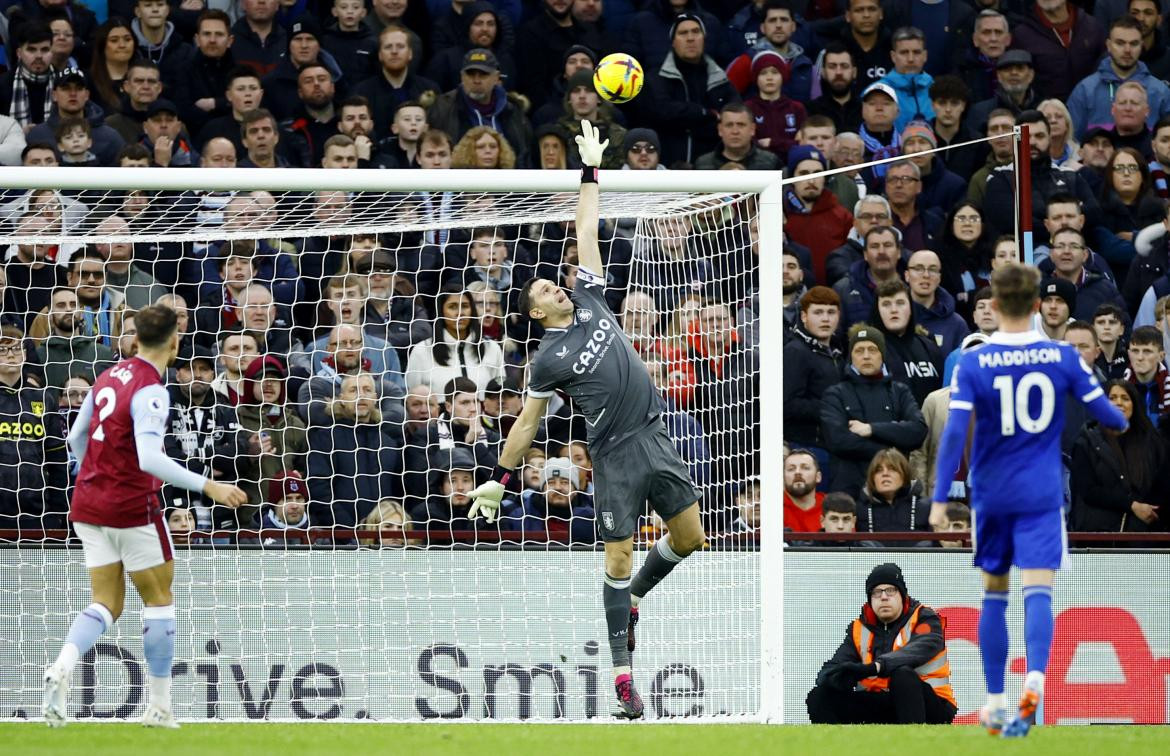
[{"xmin": 932, "ymin": 330, "xmax": 1127, "ymax": 514}]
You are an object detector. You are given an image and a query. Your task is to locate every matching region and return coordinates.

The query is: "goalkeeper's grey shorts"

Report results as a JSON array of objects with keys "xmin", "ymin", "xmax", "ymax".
[{"xmin": 592, "ymin": 425, "xmax": 701, "ymax": 542}]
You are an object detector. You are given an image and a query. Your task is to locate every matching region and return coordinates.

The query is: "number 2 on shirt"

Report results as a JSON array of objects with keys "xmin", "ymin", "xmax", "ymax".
[{"xmin": 91, "ymin": 386, "xmax": 117, "ymax": 442}]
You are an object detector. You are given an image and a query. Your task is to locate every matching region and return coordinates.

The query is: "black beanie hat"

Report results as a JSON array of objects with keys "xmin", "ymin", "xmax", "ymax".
[{"xmin": 866, "ymin": 562, "xmax": 908, "ymax": 600}]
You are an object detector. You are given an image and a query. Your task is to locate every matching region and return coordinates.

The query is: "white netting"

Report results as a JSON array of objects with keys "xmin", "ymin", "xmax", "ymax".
[{"xmin": 0, "ymin": 172, "xmax": 769, "ymax": 721}]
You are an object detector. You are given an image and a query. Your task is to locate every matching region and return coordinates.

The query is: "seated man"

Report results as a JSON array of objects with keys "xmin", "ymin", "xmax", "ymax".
[
  {"xmin": 807, "ymin": 563, "xmax": 957, "ymax": 724},
  {"xmin": 500, "ymin": 456, "xmax": 595, "ymax": 544},
  {"xmin": 253, "ymin": 470, "xmax": 312, "ymax": 546}
]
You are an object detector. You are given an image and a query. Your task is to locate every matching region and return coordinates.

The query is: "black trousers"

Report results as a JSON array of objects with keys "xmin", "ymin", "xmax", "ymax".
[{"xmin": 806, "ymin": 667, "xmax": 958, "ymax": 724}]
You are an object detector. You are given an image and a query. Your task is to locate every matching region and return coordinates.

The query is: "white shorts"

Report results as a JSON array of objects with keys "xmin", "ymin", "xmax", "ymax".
[{"xmin": 74, "ymin": 520, "xmax": 174, "ymax": 572}]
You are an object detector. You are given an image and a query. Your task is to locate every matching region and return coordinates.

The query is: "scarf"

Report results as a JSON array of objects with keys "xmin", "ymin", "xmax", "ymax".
[
  {"xmin": 10, "ymin": 66, "xmax": 52, "ymax": 127},
  {"xmin": 860, "ymin": 125, "xmax": 901, "ymax": 179}
]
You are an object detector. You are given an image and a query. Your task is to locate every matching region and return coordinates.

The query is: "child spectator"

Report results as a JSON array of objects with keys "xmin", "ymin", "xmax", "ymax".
[
  {"xmin": 745, "ymin": 50, "xmax": 805, "ymax": 164},
  {"xmin": 385, "ymin": 101, "xmax": 428, "ymax": 167},
  {"xmin": 730, "ymin": 476, "xmax": 760, "ymax": 533},
  {"xmin": 54, "ymin": 117, "xmax": 99, "ymax": 166},
  {"xmin": 166, "ymin": 508, "xmax": 195, "ymax": 540},
  {"xmin": 932, "ymin": 502, "xmax": 971, "ymax": 549},
  {"xmin": 322, "ymin": 0, "xmax": 379, "ymax": 86}
]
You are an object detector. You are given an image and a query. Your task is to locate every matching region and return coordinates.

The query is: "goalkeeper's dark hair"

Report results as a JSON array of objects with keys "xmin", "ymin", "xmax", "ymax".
[
  {"xmin": 135, "ymin": 303, "xmax": 179, "ymax": 348},
  {"xmin": 431, "ymin": 281, "xmax": 485, "ymax": 367},
  {"xmin": 517, "ymin": 278, "xmax": 540, "ymax": 321},
  {"xmin": 990, "ymin": 263, "xmax": 1041, "ymax": 319}
]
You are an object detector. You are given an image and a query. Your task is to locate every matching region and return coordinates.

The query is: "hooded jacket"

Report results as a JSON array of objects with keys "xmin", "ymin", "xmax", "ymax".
[
  {"xmin": 26, "ymin": 101, "xmax": 125, "ymax": 166},
  {"xmin": 1036, "ymin": 259, "xmax": 1128, "ymax": 324},
  {"xmin": 870, "ymin": 302, "xmax": 943, "ymax": 408},
  {"xmin": 877, "ymin": 69, "xmax": 934, "ymax": 132},
  {"xmin": 321, "ymin": 22, "xmax": 379, "ymax": 87},
  {"xmin": 820, "ymin": 367, "xmax": 927, "ymax": 498},
  {"xmin": 234, "ymin": 356, "xmax": 309, "ymax": 508},
  {"xmin": 307, "ymin": 414, "xmax": 401, "ymax": 528},
  {"xmin": 427, "ymin": 84, "xmax": 534, "ymax": 168},
  {"xmin": 499, "ymin": 489, "xmax": 597, "ymax": 545},
  {"xmin": 230, "ymin": 16, "xmax": 288, "ymax": 77},
  {"xmin": 912, "ymin": 287, "xmax": 969, "ymax": 357},
  {"xmin": 1068, "ymin": 57, "xmax": 1170, "ymax": 139},
  {"xmin": 642, "ymin": 52, "xmax": 740, "ymax": 165},
  {"xmin": 132, "ymin": 19, "xmax": 195, "ymax": 92},
  {"xmin": 401, "ymin": 413, "xmax": 501, "ymax": 513},
  {"xmin": 833, "ymin": 260, "xmax": 906, "ymax": 329}
]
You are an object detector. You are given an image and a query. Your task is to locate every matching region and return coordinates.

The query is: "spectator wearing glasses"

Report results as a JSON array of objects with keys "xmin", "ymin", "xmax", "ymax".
[
  {"xmin": 884, "ymin": 160, "xmax": 941, "ymax": 255},
  {"xmin": 904, "ymin": 249, "xmax": 969, "ymax": 356},
  {"xmin": 621, "ymin": 128, "xmax": 664, "ymax": 170},
  {"xmin": 825, "ymin": 195, "xmax": 893, "ymax": 287},
  {"xmin": 1044, "ymin": 226, "xmax": 1127, "ymax": 323},
  {"xmin": 1097, "ymin": 146, "xmax": 1164, "ymax": 280}
]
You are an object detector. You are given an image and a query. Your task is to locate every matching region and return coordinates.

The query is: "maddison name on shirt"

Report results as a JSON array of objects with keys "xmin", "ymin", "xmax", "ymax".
[{"xmin": 977, "ymin": 347, "xmax": 1064, "ymax": 369}]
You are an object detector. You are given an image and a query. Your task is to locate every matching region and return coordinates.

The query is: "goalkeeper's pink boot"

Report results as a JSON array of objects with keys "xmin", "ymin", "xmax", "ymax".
[
  {"xmin": 614, "ymin": 674, "xmax": 644, "ymax": 719},
  {"xmin": 627, "ymin": 607, "xmax": 639, "ymax": 654}
]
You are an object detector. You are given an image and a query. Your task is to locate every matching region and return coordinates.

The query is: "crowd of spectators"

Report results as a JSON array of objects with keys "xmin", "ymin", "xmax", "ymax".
[{"xmin": 3, "ymin": 0, "xmax": 1170, "ymax": 546}]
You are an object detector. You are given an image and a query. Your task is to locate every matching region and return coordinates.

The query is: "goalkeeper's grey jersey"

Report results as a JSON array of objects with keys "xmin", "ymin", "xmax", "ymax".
[{"xmin": 527, "ymin": 267, "xmax": 662, "ymax": 459}]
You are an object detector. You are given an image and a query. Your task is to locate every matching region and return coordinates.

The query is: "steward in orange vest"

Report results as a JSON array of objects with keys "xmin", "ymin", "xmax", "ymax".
[{"xmin": 807, "ymin": 562, "xmax": 958, "ymax": 724}]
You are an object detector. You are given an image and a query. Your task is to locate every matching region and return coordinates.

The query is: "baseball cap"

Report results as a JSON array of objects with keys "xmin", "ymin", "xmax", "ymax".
[
  {"xmin": 146, "ymin": 98, "xmax": 179, "ymax": 118},
  {"xmin": 462, "ymin": 48, "xmax": 500, "ymax": 74},
  {"xmin": 54, "ymin": 67, "xmax": 88, "ymax": 89},
  {"xmin": 861, "ymin": 81, "xmax": 898, "ymax": 102}
]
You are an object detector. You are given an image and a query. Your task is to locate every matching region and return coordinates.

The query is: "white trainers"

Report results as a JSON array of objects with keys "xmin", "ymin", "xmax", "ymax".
[
  {"xmin": 141, "ymin": 703, "xmax": 181, "ymax": 729},
  {"xmin": 42, "ymin": 662, "xmax": 69, "ymax": 728}
]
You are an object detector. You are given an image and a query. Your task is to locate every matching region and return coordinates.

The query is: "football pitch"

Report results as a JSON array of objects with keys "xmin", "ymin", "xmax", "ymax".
[{"xmin": 4, "ymin": 723, "xmax": 1170, "ymax": 756}]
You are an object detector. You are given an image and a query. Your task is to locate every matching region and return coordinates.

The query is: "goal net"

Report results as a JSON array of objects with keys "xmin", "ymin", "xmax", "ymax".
[{"xmin": 0, "ymin": 168, "xmax": 783, "ymax": 722}]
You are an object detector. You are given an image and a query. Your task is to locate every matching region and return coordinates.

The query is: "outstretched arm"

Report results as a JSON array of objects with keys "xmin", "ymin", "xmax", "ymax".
[
  {"xmin": 468, "ymin": 395, "xmax": 550, "ymax": 523},
  {"xmin": 574, "ymin": 120, "xmax": 607, "ymax": 278}
]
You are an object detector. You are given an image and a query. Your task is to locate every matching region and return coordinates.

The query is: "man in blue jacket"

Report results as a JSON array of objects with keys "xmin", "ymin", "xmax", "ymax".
[{"xmin": 877, "ymin": 26, "xmax": 933, "ymax": 132}]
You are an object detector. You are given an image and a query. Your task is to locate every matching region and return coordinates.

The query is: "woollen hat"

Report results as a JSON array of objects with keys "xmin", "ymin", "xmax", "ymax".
[
  {"xmin": 866, "ymin": 562, "xmax": 908, "ymax": 601},
  {"xmin": 750, "ymin": 50, "xmax": 788, "ymax": 80},
  {"xmin": 848, "ymin": 324, "xmax": 887, "ymax": 358},
  {"xmin": 901, "ymin": 120, "xmax": 937, "ymax": 149},
  {"xmin": 669, "ymin": 12, "xmax": 706, "ymax": 40},
  {"xmin": 787, "ymin": 144, "xmax": 828, "ymax": 174}
]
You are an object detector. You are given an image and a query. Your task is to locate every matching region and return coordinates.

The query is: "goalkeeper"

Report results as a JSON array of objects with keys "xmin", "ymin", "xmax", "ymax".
[{"xmin": 468, "ymin": 120, "xmax": 707, "ymax": 720}]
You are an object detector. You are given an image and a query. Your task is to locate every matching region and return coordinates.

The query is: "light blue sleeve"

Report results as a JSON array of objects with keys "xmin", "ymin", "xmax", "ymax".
[{"xmin": 131, "ymin": 385, "xmax": 209, "ymax": 493}]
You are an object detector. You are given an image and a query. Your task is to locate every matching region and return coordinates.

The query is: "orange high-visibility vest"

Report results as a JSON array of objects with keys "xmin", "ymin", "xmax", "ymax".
[{"xmin": 850, "ymin": 605, "xmax": 956, "ymax": 707}]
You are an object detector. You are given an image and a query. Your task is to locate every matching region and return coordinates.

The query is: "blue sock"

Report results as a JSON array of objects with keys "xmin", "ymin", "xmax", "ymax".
[
  {"xmin": 1023, "ymin": 585, "xmax": 1054, "ymax": 677},
  {"xmin": 142, "ymin": 605, "xmax": 176, "ymax": 679},
  {"xmin": 59, "ymin": 603, "xmax": 114, "ymax": 671},
  {"xmin": 979, "ymin": 591, "xmax": 1010, "ymax": 696}
]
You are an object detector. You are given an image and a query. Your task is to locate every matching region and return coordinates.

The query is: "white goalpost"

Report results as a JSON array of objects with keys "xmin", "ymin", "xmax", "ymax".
[{"xmin": 0, "ymin": 167, "xmax": 783, "ymax": 723}]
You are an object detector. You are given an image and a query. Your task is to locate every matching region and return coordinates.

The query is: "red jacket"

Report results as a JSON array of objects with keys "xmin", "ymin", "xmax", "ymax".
[{"xmin": 785, "ymin": 190, "xmax": 854, "ymax": 285}]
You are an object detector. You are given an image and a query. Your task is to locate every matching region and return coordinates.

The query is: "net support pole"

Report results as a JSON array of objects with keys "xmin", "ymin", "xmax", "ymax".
[
  {"xmin": 1017, "ymin": 124, "xmax": 1034, "ymax": 265},
  {"xmin": 757, "ymin": 171, "xmax": 785, "ymax": 723}
]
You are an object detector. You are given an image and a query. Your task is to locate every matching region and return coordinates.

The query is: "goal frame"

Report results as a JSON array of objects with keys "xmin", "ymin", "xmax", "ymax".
[{"xmin": 0, "ymin": 166, "xmax": 786, "ymax": 723}]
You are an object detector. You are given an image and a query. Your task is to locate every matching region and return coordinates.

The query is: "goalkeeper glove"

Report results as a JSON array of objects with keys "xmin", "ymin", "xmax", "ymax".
[
  {"xmin": 468, "ymin": 465, "xmax": 511, "ymax": 524},
  {"xmin": 574, "ymin": 119, "xmax": 609, "ymax": 168}
]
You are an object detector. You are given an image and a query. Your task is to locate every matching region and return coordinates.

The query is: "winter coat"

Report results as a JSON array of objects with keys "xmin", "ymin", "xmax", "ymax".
[
  {"xmin": 641, "ymin": 52, "xmax": 740, "ymax": 166},
  {"xmin": 423, "ymin": 1, "xmax": 517, "ymax": 93},
  {"xmin": 785, "ymin": 190, "xmax": 854, "ymax": 286},
  {"xmin": 689, "ymin": 333, "xmax": 759, "ymax": 497},
  {"xmin": 171, "ymin": 49, "xmax": 238, "ymax": 136},
  {"xmin": 1068, "ymin": 58, "xmax": 1170, "ymax": 139},
  {"xmin": 262, "ymin": 50, "xmax": 346, "ymax": 121},
  {"xmin": 912, "ymin": 288, "xmax": 970, "ymax": 357},
  {"xmin": 661, "ymin": 396, "xmax": 712, "ymax": 489},
  {"xmin": 26, "ymin": 102, "xmax": 125, "ymax": 166},
  {"xmin": 820, "ymin": 368, "xmax": 927, "ymax": 497},
  {"xmin": 427, "ymin": 85, "xmax": 534, "ymax": 168},
  {"xmin": 917, "ymin": 157, "xmax": 967, "ymax": 216},
  {"xmin": 783, "ymin": 322, "xmax": 844, "ymax": 448},
  {"xmin": 856, "ymin": 480, "xmax": 931, "ymax": 543},
  {"xmin": 352, "ymin": 71, "xmax": 440, "ymax": 142},
  {"xmin": 984, "ymin": 158, "xmax": 1103, "ymax": 246},
  {"xmin": 0, "ymin": 381, "xmax": 68, "ymax": 530},
  {"xmin": 834, "ymin": 260, "xmax": 896, "ymax": 328},
  {"xmin": 321, "ymin": 23, "xmax": 379, "ymax": 87},
  {"xmin": 38, "ymin": 335, "xmax": 116, "ymax": 391},
  {"xmin": 198, "ymin": 239, "xmax": 304, "ymax": 307},
  {"xmin": 400, "ymin": 415, "xmax": 500, "ymax": 512},
  {"xmin": 877, "ymin": 70, "xmax": 934, "ymax": 132},
  {"xmin": 693, "ymin": 142, "xmax": 778, "ymax": 170},
  {"xmin": 404, "ymin": 328, "xmax": 505, "ymax": 398},
  {"xmin": 1010, "ymin": 4, "xmax": 1106, "ymax": 102},
  {"xmin": 306, "ymin": 417, "xmax": 401, "ymax": 528},
  {"xmin": 499, "ymin": 490, "xmax": 596, "ymax": 545},
  {"xmin": 816, "ymin": 598, "xmax": 947, "ymax": 689},
  {"xmin": 726, "ymin": 41, "xmax": 813, "ymax": 103},
  {"xmin": 230, "ymin": 16, "xmax": 288, "ymax": 77},
  {"xmin": 234, "ymin": 356, "xmax": 308, "ymax": 509},
  {"xmin": 163, "ymin": 384, "xmax": 246, "ymax": 527},
  {"xmin": 1070, "ymin": 422, "xmax": 1168, "ymax": 534},
  {"xmin": 966, "ymin": 87, "xmax": 1042, "ymax": 135},
  {"xmin": 1036, "ymin": 259, "xmax": 1128, "ymax": 324},
  {"xmin": 825, "ymin": 237, "xmax": 864, "ymax": 288},
  {"xmin": 623, "ymin": 0, "xmax": 730, "ymax": 75},
  {"xmin": 1092, "ymin": 188, "xmax": 1166, "ymax": 273}
]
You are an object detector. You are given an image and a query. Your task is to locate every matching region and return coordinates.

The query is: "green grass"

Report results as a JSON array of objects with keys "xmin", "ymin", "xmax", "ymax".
[{"xmin": 4, "ymin": 723, "xmax": 1170, "ymax": 756}]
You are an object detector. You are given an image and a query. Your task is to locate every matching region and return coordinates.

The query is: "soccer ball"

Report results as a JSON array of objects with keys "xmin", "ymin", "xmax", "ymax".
[{"xmin": 593, "ymin": 53, "xmax": 644, "ymax": 104}]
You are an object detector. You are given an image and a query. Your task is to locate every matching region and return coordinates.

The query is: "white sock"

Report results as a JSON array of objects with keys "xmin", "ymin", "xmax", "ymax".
[
  {"xmin": 987, "ymin": 693, "xmax": 1006, "ymax": 711},
  {"xmin": 54, "ymin": 643, "xmax": 80, "ymax": 674},
  {"xmin": 1024, "ymin": 671, "xmax": 1045, "ymax": 695},
  {"xmin": 148, "ymin": 675, "xmax": 172, "ymax": 710},
  {"xmin": 613, "ymin": 665, "xmax": 631, "ymax": 681},
  {"xmin": 630, "ymin": 595, "xmax": 641, "ymax": 609}
]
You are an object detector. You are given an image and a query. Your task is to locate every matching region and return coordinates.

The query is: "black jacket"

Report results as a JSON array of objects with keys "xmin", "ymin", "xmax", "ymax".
[
  {"xmin": 816, "ymin": 598, "xmax": 946, "ymax": 689},
  {"xmin": 306, "ymin": 418, "xmax": 402, "ymax": 528},
  {"xmin": 871, "ymin": 316, "xmax": 944, "ymax": 409},
  {"xmin": 401, "ymin": 416, "xmax": 500, "ymax": 513},
  {"xmin": 984, "ymin": 157, "xmax": 1103, "ymax": 246},
  {"xmin": 640, "ymin": 52, "xmax": 740, "ymax": 166},
  {"xmin": 163, "ymin": 384, "xmax": 246, "ymax": 528},
  {"xmin": 783, "ymin": 322, "xmax": 844, "ymax": 448},
  {"xmin": 1070, "ymin": 422, "xmax": 1168, "ymax": 534},
  {"xmin": 173, "ymin": 50, "xmax": 238, "ymax": 136},
  {"xmin": 856, "ymin": 480, "xmax": 931, "ymax": 545},
  {"xmin": 0, "ymin": 381, "xmax": 68, "ymax": 531},
  {"xmin": 820, "ymin": 368, "xmax": 927, "ymax": 497}
]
